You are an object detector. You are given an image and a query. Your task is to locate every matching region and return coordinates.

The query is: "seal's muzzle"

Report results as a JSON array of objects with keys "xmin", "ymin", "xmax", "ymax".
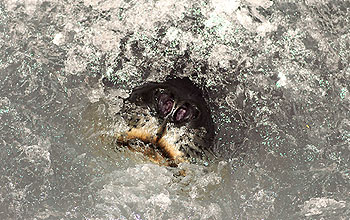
[{"xmin": 103, "ymin": 77, "xmax": 215, "ymax": 166}]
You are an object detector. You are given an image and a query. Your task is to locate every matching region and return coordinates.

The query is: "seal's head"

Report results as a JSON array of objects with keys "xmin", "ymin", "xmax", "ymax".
[{"xmin": 114, "ymin": 77, "xmax": 215, "ymax": 166}]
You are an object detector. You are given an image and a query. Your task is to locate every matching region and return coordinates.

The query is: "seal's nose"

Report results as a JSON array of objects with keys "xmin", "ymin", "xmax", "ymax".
[{"xmin": 156, "ymin": 100, "xmax": 197, "ymax": 142}]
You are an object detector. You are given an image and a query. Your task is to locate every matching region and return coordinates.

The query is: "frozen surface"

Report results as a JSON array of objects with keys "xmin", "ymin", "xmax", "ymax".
[{"xmin": 1, "ymin": 0, "xmax": 350, "ymax": 219}]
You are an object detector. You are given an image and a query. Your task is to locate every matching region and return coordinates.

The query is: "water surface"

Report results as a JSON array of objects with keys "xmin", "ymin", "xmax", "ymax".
[{"xmin": 0, "ymin": 0, "xmax": 349, "ymax": 219}]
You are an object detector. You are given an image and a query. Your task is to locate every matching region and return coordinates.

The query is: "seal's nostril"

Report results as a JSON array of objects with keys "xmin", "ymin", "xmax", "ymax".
[
  {"xmin": 174, "ymin": 106, "xmax": 188, "ymax": 122},
  {"xmin": 158, "ymin": 93, "xmax": 174, "ymax": 116},
  {"xmin": 173, "ymin": 103, "xmax": 198, "ymax": 123}
]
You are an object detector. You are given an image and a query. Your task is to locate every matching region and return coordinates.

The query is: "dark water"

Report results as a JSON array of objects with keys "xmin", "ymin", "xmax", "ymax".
[{"xmin": 1, "ymin": 0, "xmax": 349, "ymax": 219}]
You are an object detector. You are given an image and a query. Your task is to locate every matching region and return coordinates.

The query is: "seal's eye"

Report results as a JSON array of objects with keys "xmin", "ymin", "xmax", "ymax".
[
  {"xmin": 157, "ymin": 93, "xmax": 174, "ymax": 117},
  {"xmin": 173, "ymin": 103, "xmax": 200, "ymax": 123}
]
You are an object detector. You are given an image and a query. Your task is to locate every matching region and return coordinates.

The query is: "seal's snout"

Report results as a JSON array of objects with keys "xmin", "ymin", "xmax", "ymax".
[{"xmin": 105, "ymin": 77, "xmax": 214, "ymax": 166}]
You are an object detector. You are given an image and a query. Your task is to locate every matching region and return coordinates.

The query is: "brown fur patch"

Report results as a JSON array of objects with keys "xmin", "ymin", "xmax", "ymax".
[{"xmin": 116, "ymin": 128, "xmax": 186, "ymax": 166}]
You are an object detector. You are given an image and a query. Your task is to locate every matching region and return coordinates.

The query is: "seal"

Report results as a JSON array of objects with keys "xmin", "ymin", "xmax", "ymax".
[{"xmin": 101, "ymin": 77, "xmax": 215, "ymax": 167}]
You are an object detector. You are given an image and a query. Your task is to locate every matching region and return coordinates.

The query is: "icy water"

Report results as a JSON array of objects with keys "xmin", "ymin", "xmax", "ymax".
[{"xmin": 1, "ymin": 0, "xmax": 350, "ymax": 219}]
